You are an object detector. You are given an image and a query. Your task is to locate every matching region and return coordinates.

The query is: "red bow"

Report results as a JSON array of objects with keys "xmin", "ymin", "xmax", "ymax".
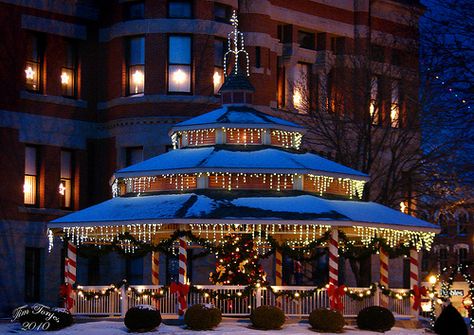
[
  {"xmin": 328, "ymin": 284, "xmax": 346, "ymax": 312},
  {"xmin": 60, "ymin": 283, "xmax": 74, "ymax": 311},
  {"xmin": 412, "ymin": 284, "xmax": 428, "ymax": 311},
  {"xmin": 170, "ymin": 282, "xmax": 190, "ymax": 315}
]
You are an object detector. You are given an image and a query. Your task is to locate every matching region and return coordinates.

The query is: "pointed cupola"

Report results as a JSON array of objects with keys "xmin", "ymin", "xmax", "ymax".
[{"xmin": 219, "ymin": 10, "xmax": 255, "ymax": 106}]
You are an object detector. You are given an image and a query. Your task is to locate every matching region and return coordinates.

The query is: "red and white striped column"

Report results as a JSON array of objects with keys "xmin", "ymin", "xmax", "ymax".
[
  {"xmin": 328, "ymin": 228, "xmax": 339, "ymax": 286},
  {"xmin": 275, "ymin": 250, "xmax": 283, "ymax": 286},
  {"xmin": 178, "ymin": 236, "xmax": 188, "ymax": 316},
  {"xmin": 64, "ymin": 241, "xmax": 77, "ymax": 285},
  {"xmin": 63, "ymin": 241, "xmax": 76, "ymax": 311},
  {"xmin": 410, "ymin": 248, "xmax": 419, "ymax": 314},
  {"xmin": 379, "ymin": 248, "xmax": 389, "ymax": 308},
  {"xmin": 151, "ymin": 251, "xmax": 160, "ymax": 285}
]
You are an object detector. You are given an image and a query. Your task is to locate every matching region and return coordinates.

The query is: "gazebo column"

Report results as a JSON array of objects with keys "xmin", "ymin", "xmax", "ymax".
[
  {"xmin": 379, "ymin": 248, "xmax": 389, "ymax": 308},
  {"xmin": 63, "ymin": 241, "xmax": 76, "ymax": 311},
  {"xmin": 410, "ymin": 248, "xmax": 420, "ymax": 317},
  {"xmin": 328, "ymin": 228, "xmax": 345, "ymax": 312},
  {"xmin": 178, "ymin": 236, "xmax": 188, "ymax": 316},
  {"xmin": 275, "ymin": 250, "xmax": 283, "ymax": 286},
  {"xmin": 64, "ymin": 241, "xmax": 77, "ymax": 286},
  {"xmin": 151, "ymin": 251, "xmax": 159, "ymax": 285},
  {"xmin": 328, "ymin": 228, "xmax": 339, "ymax": 286}
]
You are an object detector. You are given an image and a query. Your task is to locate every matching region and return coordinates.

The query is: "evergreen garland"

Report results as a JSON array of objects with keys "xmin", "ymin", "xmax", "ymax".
[{"xmin": 73, "ymin": 228, "xmax": 418, "ymax": 262}]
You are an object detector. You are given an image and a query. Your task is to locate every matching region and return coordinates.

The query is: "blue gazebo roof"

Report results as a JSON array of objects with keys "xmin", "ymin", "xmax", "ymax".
[{"xmin": 170, "ymin": 105, "xmax": 303, "ymax": 133}]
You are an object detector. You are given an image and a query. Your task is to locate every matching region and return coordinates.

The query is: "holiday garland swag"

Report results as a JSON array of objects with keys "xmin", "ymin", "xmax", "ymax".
[{"xmin": 74, "ymin": 228, "xmax": 423, "ymax": 261}]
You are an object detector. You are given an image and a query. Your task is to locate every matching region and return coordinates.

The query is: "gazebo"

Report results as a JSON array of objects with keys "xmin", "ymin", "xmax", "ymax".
[{"xmin": 48, "ymin": 11, "xmax": 438, "ymax": 318}]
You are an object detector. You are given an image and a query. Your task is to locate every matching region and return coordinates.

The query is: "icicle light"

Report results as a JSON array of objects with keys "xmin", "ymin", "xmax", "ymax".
[
  {"xmin": 271, "ymin": 130, "xmax": 303, "ymax": 149},
  {"xmin": 353, "ymin": 226, "xmax": 435, "ymax": 251}
]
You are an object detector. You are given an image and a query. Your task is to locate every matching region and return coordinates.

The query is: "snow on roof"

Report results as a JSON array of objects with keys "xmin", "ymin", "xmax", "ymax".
[
  {"xmin": 116, "ymin": 147, "xmax": 368, "ymax": 179},
  {"xmin": 50, "ymin": 191, "xmax": 438, "ymax": 232},
  {"xmin": 171, "ymin": 105, "xmax": 303, "ymax": 131}
]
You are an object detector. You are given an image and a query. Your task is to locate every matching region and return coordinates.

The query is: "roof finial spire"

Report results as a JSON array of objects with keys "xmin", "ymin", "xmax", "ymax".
[{"xmin": 224, "ymin": 10, "xmax": 249, "ymax": 77}]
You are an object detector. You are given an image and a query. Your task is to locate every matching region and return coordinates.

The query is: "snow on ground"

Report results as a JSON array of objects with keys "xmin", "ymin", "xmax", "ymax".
[{"xmin": 1, "ymin": 319, "xmax": 428, "ymax": 335}]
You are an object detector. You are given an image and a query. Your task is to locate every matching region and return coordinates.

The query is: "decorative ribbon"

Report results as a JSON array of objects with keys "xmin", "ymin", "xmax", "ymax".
[
  {"xmin": 328, "ymin": 284, "xmax": 346, "ymax": 312},
  {"xmin": 170, "ymin": 282, "xmax": 190, "ymax": 315},
  {"xmin": 216, "ymin": 264, "xmax": 226, "ymax": 279},
  {"xmin": 60, "ymin": 283, "xmax": 74, "ymax": 310},
  {"xmin": 412, "ymin": 284, "xmax": 428, "ymax": 311}
]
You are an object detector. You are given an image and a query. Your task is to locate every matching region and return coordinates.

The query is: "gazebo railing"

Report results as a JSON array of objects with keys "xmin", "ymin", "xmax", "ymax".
[{"xmin": 71, "ymin": 285, "xmax": 412, "ymax": 318}]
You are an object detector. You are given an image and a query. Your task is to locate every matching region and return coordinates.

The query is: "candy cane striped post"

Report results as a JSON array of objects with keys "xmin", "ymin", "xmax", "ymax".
[
  {"xmin": 328, "ymin": 228, "xmax": 339, "ymax": 309},
  {"xmin": 151, "ymin": 251, "xmax": 160, "ymax": 309},
  {"xmin": 64, "ymin": 241, "xmax": 77, "ymax": 285},
  {"xmin": 63, "ymin": 241, "xmax": 76, "ymax": 311},
  {"xmin": 328, "ymin": 228, "xmax": 339, "ymax": 286},
  {"xmin": 151, "ymin": 252, "xmax": 160, "ymax": 285},
  {"xmin": 275, "ymin": 250, "xmax": 283, "ymax": 308},
  {"xmin": 275, "ymin": 250, "xmax": 283, "ymax": 286},
  {"xmin": 178, "ymin": 236, "xmax": 188, "ymax": 316},
  {"xmin": 379, "ymin": 248, "xmax": 389, "ymax": 308},
  {"xmin": 410, "ymin": 248, "xmax": 419, "ymax": 315}
]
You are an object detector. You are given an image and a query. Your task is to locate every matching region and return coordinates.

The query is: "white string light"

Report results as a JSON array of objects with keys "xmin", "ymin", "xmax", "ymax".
[
  {"xmin": 353, "ymin": 226, "xmax": 435, "ymax": 251},
  {"xmin": 224, "ymin": 10, "xmax": 250, "ymax": 77}
]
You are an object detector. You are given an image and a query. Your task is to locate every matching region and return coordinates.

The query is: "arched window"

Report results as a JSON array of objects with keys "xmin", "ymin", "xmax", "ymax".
[
  {"xmin": 459, "ymin": 248, "xmax": 468, "ymax": 264},
  {"xmin": 439, "ymin": 247, "xmax": 448, "ymax": 270},
  {"xmin": 456, "ymin": 209, "xmax": 468, "ymax": 236},
  {"xmin": 437, "ymin": 213, "xmax": 448, "ymax": 235},
  {"xmin": 454, "ymin": 244, "xmax": 470, "ymax": 264}
]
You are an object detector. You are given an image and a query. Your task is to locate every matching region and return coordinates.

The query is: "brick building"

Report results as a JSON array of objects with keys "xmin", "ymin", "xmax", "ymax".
[
  {"xmin": 0, "ymin": 0, "xmax": 424, "ymax": 316},
  {"xmin": 421, "ymin": 202, "xmax": 474, "ymax": 278}
]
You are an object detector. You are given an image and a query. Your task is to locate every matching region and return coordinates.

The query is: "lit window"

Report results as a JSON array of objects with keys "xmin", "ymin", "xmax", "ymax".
[
  {"xmin": 24, "ymin": 146, "xmax": 37, "ymax": 205},
  {"xmin": 390, "ymin": 80, "xmax": 399, "ymax": 128},
  {"xmin": 213, "ymin": 39, "xmax": 225, "ymax": 94},
  {"xmin": 126, "ymin": 1, "xmax": 144, "ymax": 20},
  {"xmin": 59, "ymin": 150, "xmax": 73, "ymax": 209},
  {"xmin": 168, "ymin": 0, "xmax": 192, "ymax": 18},
  {"xmin": 128, "ymin": 37, "xmax": 145, "ymax": 95},
  {"xmin": 399, "ymin": 201, "xmax": 408, "ymax": 214},
  {"xmin": 369, "ymin": 76, "xmax": 379, "ymax": 125},
  {"xmin": 168, "ymin": 35, "xmax": 191, "ymax": 93},
  {"xmin": 61, "ymin": 41, "xmax": 77, "ymax": 98},
  {"xmin": 293, "ymin": 63, "xmax": 310, "ymax": 112},
  {"xmin": 25, "ymin": 34, "xmax": 43, "ymax": 92}
]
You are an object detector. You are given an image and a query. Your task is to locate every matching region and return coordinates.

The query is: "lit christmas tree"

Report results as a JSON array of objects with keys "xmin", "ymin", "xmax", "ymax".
[{"xmin": 210, "ymin": 234, "xmax": 267, "ymax": 286}]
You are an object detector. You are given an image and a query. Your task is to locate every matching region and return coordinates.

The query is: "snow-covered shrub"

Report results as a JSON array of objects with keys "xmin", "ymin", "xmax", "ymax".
[
  {"xmin": 434, "ymin": 303, "xmax": 467, "ymax": 335},
  {"xmin": 48, "ymin": 308, "xmax": 73, "ymax": 331},
  {"xmin": 124, "ymin": 305, "xmax": 162, "ymax": 332},
  {"xmin": 250, "ymin": 305, "xmax": 285, "ymax": 330},
  {"xmin": 184, "ymin": 304, "xmax": 222, "ymax": 330},
  {"xmin": 11, "ymin": 304, "xmax": 73, "ymax": 331},
  {"xmin": 309, "ymin": 308, "xmax": 345, "ymax": 332},
  {"xmin": 356, "ymin": 306, "xmax": 395, "ymax": 332}
]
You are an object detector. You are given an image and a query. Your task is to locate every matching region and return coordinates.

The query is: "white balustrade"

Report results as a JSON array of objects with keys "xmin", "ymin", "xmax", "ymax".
[{"xmin": 72, "ymin": 285, "xmax": 413, "ymax": 317}]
